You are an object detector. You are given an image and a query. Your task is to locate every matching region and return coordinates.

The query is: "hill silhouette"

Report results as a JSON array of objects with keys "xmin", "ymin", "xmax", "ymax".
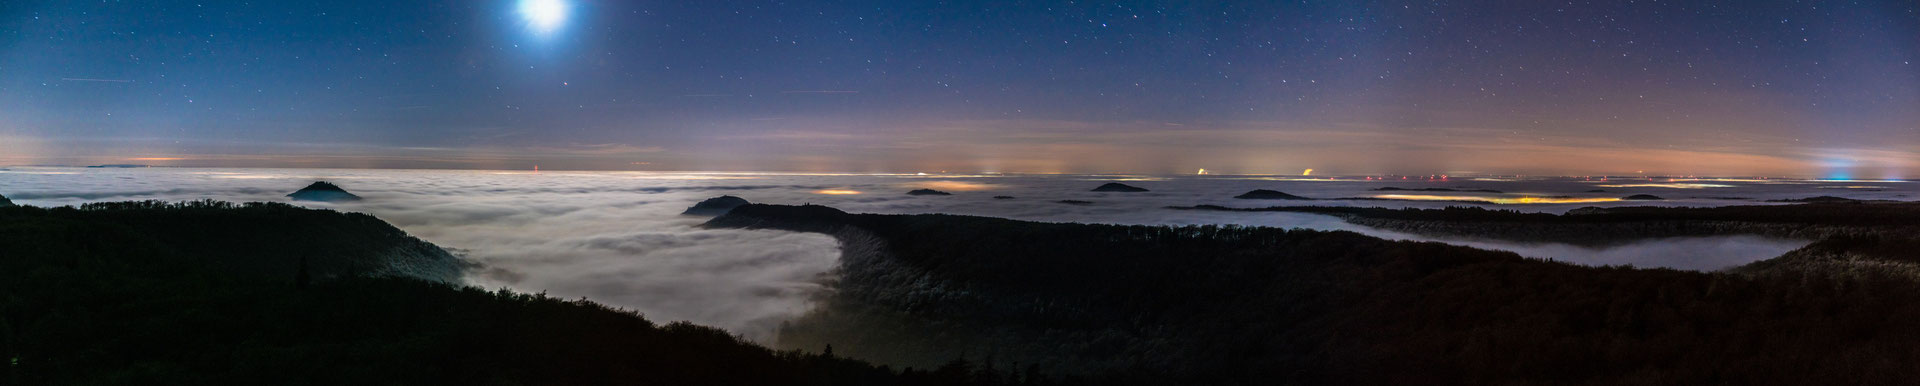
[
  {"xmin": 287, "ymin": 181, "xmax": 362, "ymax": 202},
  {"xmin": 682, "ymin": 195, "xmax": 751, "ymax": 215},
  {"xmin": 1233, "ymin": 189, "xmax": 1311, "ymax": 200},
  {"xmin": 907, "ymin": 189, "xmax": 952, "ymax": 196},
  {"xmin": 1090, "ymin": 183, "xmax": 1148, "ymax": 192}
]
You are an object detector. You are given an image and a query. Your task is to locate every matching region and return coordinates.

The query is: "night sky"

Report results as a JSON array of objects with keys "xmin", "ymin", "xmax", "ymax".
[{"xmin": 2, "ymin": 1, "xmax": 1916, "ymax": 176}]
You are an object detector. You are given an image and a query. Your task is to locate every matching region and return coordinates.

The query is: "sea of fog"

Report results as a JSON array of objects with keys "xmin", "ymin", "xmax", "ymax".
[{"xmin": 5, "ymin": 167, "xmax": 1906, "ymax": 340}]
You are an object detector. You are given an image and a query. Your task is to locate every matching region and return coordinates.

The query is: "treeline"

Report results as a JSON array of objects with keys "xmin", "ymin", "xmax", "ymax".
[
  {"xmin": 0, "ymin": 201, "xmax": 1070, "ymax": 385},
  {"xmin": 1196, "ymin": 202, "xmax": 1920, "ymax": 228},
  {"xmin": 1177, "ymin": 203, "xmax": 1920, "ymax": 246},
  {"xmin": 3, "ymin": 200, "xmax": 465, "ymax": 281},
  {"xmin": 711, "ymin": 204, "xmax": 1920, "ymax": 385}
]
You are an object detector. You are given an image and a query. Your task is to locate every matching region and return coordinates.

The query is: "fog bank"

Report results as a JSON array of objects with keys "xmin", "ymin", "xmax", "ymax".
[{"xmin": 0, "ymin": 168, "xmax": 1844, "ymax": 338}]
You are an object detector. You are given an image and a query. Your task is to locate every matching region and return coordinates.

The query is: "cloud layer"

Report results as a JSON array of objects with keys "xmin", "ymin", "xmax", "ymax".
[{"xmin": 2, "ymin": 168, "xmax": 1886, "ymax": 338}]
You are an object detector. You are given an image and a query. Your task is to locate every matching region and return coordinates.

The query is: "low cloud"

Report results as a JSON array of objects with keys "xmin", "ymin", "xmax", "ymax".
[
  {"xmin": 0, "ymin": 168, "xmax": 1854, "ymax": 340},
  {"xmin": 531, "ymin": 143, "xmax": 668, "ymax": 155}
]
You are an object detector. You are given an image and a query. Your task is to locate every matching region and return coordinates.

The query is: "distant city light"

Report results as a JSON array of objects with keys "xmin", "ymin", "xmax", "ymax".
[
  {"xmin": 1594, "ymin": 183, "xmax": 1735, "ymax": 189},
  {"xmin": 909, "ymin": 181, "xmax": 997, "ymax": 191},
  {"xmin": 1374, "ymin": 194, "xmax": 1624, "ymax": 205}
]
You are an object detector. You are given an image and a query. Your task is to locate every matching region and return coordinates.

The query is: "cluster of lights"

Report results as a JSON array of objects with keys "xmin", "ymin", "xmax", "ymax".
[{"xmin": 1594, "ymin": 183, "xmax": 1735, "ymax": 189}]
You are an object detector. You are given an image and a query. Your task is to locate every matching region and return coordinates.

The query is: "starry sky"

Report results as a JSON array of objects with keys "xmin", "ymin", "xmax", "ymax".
[{"xmin": 2, "ymin": 1, "xmax": 1916, "ymax": 176}]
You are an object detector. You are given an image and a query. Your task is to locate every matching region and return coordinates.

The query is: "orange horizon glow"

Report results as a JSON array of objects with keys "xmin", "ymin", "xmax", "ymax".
[
  {"xmin": 1374, "ymin": 194, "xmax": 1624, "ymax": 205},
  {"xmin": 1593, "ymin": 183, "xmax": 1735, "ymax": 189},
  {"xmin": 812, "ymin": 189, "xmax": 863, "ymax": 195},
  {"xmin": 904, "ymin": 180, "xmax": 1000, "ymax": 191}
]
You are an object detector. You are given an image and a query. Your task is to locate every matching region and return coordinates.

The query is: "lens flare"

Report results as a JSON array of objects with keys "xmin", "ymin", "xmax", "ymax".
[{"xmin": 519, "ymin": 0, "xmax": 569, "ymax": 35}]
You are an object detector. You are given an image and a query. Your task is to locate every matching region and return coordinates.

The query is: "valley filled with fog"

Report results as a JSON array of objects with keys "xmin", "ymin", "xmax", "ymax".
[{"xmin": 4, "ymin": 167, "xmax": 1896, "ymax": 339}]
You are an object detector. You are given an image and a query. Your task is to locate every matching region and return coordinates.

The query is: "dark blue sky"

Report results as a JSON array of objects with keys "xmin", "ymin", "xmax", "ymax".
[{"xmin": 2, "ymin": 0, "xmax": 1916, "ymax": 176}]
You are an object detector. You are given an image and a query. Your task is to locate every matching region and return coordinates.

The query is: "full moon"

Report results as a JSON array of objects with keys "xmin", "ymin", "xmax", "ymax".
[{"xmin": 518, "ymin": 0, "xmax": 568, "ymax": 35}]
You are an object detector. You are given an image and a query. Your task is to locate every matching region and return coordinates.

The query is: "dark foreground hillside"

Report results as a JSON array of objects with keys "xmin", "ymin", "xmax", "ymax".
[
  {"xmin": 708, "ymin": 204, "xmax": 1920, "ymax": 385},
  {"xmin": 0, "ymin": 201, "xmax": 1054, "ymax": 385}
]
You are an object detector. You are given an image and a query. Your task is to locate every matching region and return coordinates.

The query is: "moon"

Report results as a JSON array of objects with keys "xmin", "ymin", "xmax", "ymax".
[{"xmin": 518, "ymin": 0, "xmax": 569, "ymax": 35}]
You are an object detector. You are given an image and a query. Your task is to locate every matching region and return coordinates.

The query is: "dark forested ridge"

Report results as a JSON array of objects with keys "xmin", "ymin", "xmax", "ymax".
[
  {"xmin": 3, "ymin": 200, "xmax": 465, "ymax": 282},
  {"xmin": 1176, "ymin": 202, "xmax": 1920, "ymax": 247},
  {"xmin": 1197, "ymin": 202, "xmax": 1920, "ymax": 284},
  {"xmin": 1201, "ymin": 201, "xmax": 1920, "ymax": 227},
  {"xmin": 709, "ymin": 203, "xmax": 1920, "ymax": 385},
  {"xmin": 0, "ymin": 201, "xmax": 1062, "ymax": 385}
]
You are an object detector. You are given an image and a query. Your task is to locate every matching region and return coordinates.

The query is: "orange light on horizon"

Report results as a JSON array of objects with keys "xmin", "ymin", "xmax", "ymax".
[
  {"xmin": 1374, "ymin": 194, "xmax": 1623, "ymax": 205},
  {"xmin": 906, "ymin": 180, "xmax": 999, "ymax": 191},
  {"xmin": 1594, "ymin": 183, "xmax": 1733, "ymax": 189},
  {"xmin": 813, "ymin": 189, "xmax": 863, "ymax": 195}
]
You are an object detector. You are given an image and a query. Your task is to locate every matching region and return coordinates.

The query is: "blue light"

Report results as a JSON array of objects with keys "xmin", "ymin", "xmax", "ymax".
[{"xmin": 518, "ymin": 0, "xmax": 569, "ymax": 36}]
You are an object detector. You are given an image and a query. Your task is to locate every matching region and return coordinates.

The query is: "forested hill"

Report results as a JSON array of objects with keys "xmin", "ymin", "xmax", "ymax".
[
  {"xmin": 707, "ymin": 203, "xmax": 1920, "ymax": 385},
  {"xmin": 1175, "ymin": 202, "xmax": 1920, "ymax": 246},
  {"xmin": 1176, "ymin": 203, "xmax": 1920, "ymax": 271},
  {"xmin": 0, "ymin": 201, "xmax": 1059, "ymax": 385},
  {"xmin": 1, "ymin": 200, "xmax": 466, "ymax": 282}
]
